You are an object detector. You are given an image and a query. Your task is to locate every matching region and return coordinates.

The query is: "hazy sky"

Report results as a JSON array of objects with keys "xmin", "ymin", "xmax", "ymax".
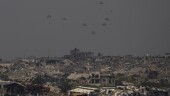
[{"xmin": 0, "ymin": 0, "xmax": 170, "ymax": 59}]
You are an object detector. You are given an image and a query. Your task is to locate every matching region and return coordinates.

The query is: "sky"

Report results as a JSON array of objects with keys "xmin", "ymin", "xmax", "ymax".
[{"xmin": 0, "ymin": 0, "xmax": 170, "ymax": 59}]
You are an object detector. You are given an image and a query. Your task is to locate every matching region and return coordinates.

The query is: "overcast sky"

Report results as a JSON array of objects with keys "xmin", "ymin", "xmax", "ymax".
[{"xmin": 0, "ymin": 0, "xmax": 170, "ymax": 59}]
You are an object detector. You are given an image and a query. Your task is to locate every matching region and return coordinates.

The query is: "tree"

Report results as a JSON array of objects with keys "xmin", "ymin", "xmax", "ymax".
[
  {"xmin": 116, "ymin": 73, "xmax": 125, "ymax": 81},
  {"xmin": 0, "ymin": 74, "xmax": 9, "ymax": 81},
  {"xmin": 32, "ymin": 75, "xmax": 46, "ymax": 85},
  {"xmin": 126, "ymin": 75, "xmax": 138, "ymax": 83},
  {"xmin": 147, "ymin": 71, "xmax": 159, "ymax": 79},
  {"xmin": 58, "ymin": 78, "xmax": 72, "ymax": 93}
]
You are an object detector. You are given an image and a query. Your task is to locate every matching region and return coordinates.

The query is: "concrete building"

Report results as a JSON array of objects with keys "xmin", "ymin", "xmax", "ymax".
[
  {"xmin": 89, "ymin": 72, "xmax": 115, "ymax": 87},
  {"xmin": 70, "ymin": 48, "xmax": 94, "ymax": 60},
  {"xmin": 100, "ymin": 73, "xmax": 115, "ymax": 87},
  {"xmin": 68, "ymin": 86, "xmax": 98, "ymax": 96}
]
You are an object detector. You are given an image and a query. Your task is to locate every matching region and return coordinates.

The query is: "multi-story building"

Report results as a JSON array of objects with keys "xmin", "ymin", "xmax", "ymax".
[
  {"xmin": 89, "ymin": 72, "xmax": 115, "ymax": 87},
  {"xmin": 69, "ymin": 48, "xmax": 94, "ymax": 60}
]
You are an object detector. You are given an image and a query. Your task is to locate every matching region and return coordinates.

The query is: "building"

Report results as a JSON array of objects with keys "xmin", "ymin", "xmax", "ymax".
[
  {"xmin": 89, "ymin": 72, "xmax": 100, "ymax": 86},
  {"xmin": 0, "ymin": 82, "xmax": 26, "ymax": 96},
  {"xmin": 100, "ymin": 73, "xmax": 115, "ymax": 87},
  {"xmin": 68, "ymin": 86, "xmax": 98, "ymax": 96},
  {"xmin": 69, "ymin": 48, "xmax": 94, "ymax": 60},
  {"xmin": 89, "ymin": 72, "xmax": 115, "ymax": 87}
]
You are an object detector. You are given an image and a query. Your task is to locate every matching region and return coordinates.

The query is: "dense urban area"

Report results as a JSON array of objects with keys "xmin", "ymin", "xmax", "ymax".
[{"xmin": 0, "ymin": 48, "xmax": 170, "ymax": 96}]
